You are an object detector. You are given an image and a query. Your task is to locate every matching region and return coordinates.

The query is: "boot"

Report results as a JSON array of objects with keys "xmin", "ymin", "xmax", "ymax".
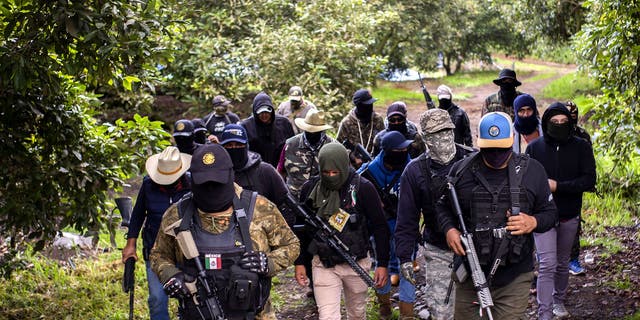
[
  {"xmin": 376, "ymin": 293, "xmax": 392, "ymax": 319},
  {"xmin": 399, "ymin": 301, "xmax": 415, "ymax": 320}
]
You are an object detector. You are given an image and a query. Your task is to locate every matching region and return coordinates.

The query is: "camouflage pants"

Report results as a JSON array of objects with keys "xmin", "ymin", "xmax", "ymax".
[
  {"xmin": 422, "ymin": 243, "xmax": 454, "ymax": 320},
  {"xmin": 424, "ymin": 243, "xmax": 455, "ymax": 320}
]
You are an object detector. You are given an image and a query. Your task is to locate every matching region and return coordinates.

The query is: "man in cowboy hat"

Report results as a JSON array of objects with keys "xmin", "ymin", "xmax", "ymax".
[
  {"xmin": 277, "ymin": 85, "xmax": 317, "ymax": 134},
  {"xmin": 150, "ymin": 143, "xmax": 299, "ymax": 319},
  {"xmin": 482, "ymin": 68, "xmax": 526, "ymax": 120},
  {"xmin": 203, "ymin": 95, "xmax": 240, "ymax": 140},
  {"xmin": 122, "ymin": 146, "xmax": 191, "ymax": 320}
]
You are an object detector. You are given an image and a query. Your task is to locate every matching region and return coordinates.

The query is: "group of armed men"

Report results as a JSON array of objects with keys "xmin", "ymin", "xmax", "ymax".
[{"xmin": 122, "ymin": 68, "xmax": 596, "ymax": 320}]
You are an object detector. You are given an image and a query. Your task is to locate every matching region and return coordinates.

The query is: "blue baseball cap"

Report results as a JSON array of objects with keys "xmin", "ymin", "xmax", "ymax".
[
  {"xmin": 381, "ymin": 131, "xmax": 413, "ymax": 152},
  {"xmin": 477, "ymin": 112, "xmax": 514, "ymax": 148},
  {"xmin": 219, "ymin": 124, "xmax": 248, "ymax": 145}
]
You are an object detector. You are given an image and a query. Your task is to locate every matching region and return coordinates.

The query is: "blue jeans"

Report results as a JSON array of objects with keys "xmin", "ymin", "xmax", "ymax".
[
  {"xmin": 375, "ymin": 219, "xmax": 400, "ymax": 295},
  {"xmin": 146, "ymin": 260, "xmax": 170, "ymax": 320}
]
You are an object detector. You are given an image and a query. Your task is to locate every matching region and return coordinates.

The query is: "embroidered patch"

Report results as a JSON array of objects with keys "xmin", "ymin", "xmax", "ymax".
[
  {"xmin": 488, "ymin": 125, "xmax": 500, "ymax": 137},
  {"xmin": 205, "ymin": 254, "xmax": 222, "ymax": 270},
  {"xmin": 202, "ymin": 152, "xmax": 215, "ymax": 165},
  {"xmin": 328, "ymin": 208, "xmax": 350, "ymax": 232}
]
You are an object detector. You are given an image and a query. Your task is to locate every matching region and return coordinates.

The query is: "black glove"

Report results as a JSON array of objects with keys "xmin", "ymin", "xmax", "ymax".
[
  {"xmin": 239, "ymin": 251, "xmax": 269, "ymax": 275},
  {"xmin": 163, "ymin": 272, "xmax": 192, "ymax": 299}
]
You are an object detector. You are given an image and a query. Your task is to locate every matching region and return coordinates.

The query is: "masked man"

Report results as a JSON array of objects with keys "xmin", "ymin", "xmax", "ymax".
[
  {"xmin": 203, "ymin": 95, "xmax": 240, "ymax": 140},
  {"xmin": 372, "ymin": 102, "xmax": 425, "ymax": 159},
  {"xmin": 150, "ymin": 144, "xmax": 299, "ymax": 320},
  {"xmin": 276, "ymin": 85, "xmax": 317, "ymax": 134},
  {"xmin": 436, "ymin": 112, "xmax": 557, "ymax": 319},
  {"xmin": 482, "ymin": 69, "xmax": 525, "ymax": 120}
]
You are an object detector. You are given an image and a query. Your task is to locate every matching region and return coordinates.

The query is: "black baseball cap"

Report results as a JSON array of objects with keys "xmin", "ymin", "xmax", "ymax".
[
  {"xmin": 190, "ymin": 144, "xmax": 233, "ymax": 184},
  {"xmin": 352, "ymin": 89, "xmax": 377, "ymax": 105}
]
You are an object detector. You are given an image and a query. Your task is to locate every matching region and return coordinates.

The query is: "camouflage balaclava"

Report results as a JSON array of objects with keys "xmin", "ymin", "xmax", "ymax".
[{"xmin": 420, "ymin": 109, "xmax": 456, "ymax": 165}]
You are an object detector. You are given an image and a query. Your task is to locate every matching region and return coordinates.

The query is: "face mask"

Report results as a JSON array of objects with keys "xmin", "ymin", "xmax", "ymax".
[
  {"xmin": 304, "ymin": 131, "xmax": 324, "ymax": 146},
  {"xmin": 192, "ymin": 179, "xmax": 235, "ymax": 212},
  {"xmin": 291, "ymin": 100, "xmax": 302, "ymax": 110},
  {"xmin": 214, "ymin": 106, "xmax": 227, "ymax": 116},
  {"xmin": 355, "ymin": 104, "xmax": 373, "ymax": 123},
  {"xmin": 499, "ymin": 86, "xmax": 517, "ymax": 107},
  {"xmin": 425, "ymin": 130, "xmax": 456, "ymax": 164},
  {"xmin": 226, "ymin": 147, "xmax": 248, "ymax": 169},
  {"xmin": 321, "ymin": 173, "xmax": 344, "ymax": 191},
  {"xmin": 383, "ymin": 150, "xmax": 409, "ymax": 169},
  {"xmin": 193, "ymin": 131, "xmax": 208, "ymax": 144},
  {"xmin": 481, "ymin": 148, "xmax": 513, "ymax": 169},
  {"xmin": 388, "ymin": 122, "xmax": 407, "ymax": 134},
  {"xmin": 546, "ymin": 122, "xmax": 572, "ymax": 144},
  {"xmin": 438, "ymin": 98, "xmax": 452, "ymax": 110},
  {"xmin": 174, "ymin": 136, "xmax": 195, "ymax": 153},
  {"xmin": 514, "ymin": 115, "xmax": 539, "ymax": 135}
]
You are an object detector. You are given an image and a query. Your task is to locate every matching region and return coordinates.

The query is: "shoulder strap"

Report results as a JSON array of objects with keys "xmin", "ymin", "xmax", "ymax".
[
  {"xmin": 508, "ymin": 153, "xmax": 530, "ymax": 215},
  {"xmin": 449, "ymin": 151, "xmax": 481, "ymax": 186},
  {"xmin": 233, "ymin": 190, "xmax": 258, "ymax": 252},
  {"xmin": 177, "ymin": 193, "xmax": 195, "ymax": 232}
]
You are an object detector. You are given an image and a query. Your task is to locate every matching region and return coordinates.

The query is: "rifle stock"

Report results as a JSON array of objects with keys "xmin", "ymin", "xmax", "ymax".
[
  {"xmin": 447, "ymin": 183, "xmax": 494, "ymax": 320},
  {"xmin": 418, "ymin": 72, "xmax": 436, "ymax": 109},
  {"xmin": 341, "ymin": 139, "xmax": 373, "ymax": 163},
  {"xmin": 285, "ymin": 194, "xmax": 376, "ymax": 288}
]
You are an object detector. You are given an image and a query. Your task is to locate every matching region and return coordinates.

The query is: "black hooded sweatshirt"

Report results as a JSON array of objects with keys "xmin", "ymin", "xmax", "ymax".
[
  {"xmin": 240, "ymin": 92, "xmax": 295, "ymax": 167},
  {"xmin": 525, "ymin": 103, "xmax": 596, "ymax": 220}
]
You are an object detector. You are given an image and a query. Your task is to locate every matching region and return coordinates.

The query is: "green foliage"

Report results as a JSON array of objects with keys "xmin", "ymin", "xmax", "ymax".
[
  {"xmin": 574, "ymin": 0, "xmax": 640, "ymax": 185},
  {"xmin": 371, "ymin": 81, "xmax": 425, "ymax": 106},
  {"xmin": 160, "ymin": 0, "xmax": 390, "ymax": 125},
  {"xmin": 541, "ymin": 72, "xmax": 600, "ymax": 101},
  {"xmin": 0, "ymin": 0, "xmax": 173, "ymax": 255}
]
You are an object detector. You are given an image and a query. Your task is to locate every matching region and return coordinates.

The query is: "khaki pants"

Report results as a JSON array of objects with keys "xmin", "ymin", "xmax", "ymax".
[
  {"xmin": 312, "ymin": 255, "xmax": 371, "ymax": 320},
  {"xmin": 454, "ymin": 271, "xmax": 534, "ymax": 320}
]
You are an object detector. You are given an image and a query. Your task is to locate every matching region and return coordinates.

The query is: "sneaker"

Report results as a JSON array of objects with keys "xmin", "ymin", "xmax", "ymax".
[
  {"xmin": 569, "ymin": 259, "xmax": 586, "ymax": 276},
  {"xmin": 553, "ymin": 303, "xmax": 570, "ymax": 318}
]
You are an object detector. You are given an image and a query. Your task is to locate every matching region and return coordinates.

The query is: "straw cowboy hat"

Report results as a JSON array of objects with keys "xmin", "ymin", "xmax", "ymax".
[
  {"xmin": 294, "ymin": 109, "xmax": 333, "ymax": 133},
  {"xmin": 145, "ymin": 146, "xmax": 191, "ymax": 185}
]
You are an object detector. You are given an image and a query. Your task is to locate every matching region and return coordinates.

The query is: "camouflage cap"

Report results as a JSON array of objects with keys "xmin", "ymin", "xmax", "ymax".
[{"xmin": 419, "ymin": 108, "xmax": 455, "ymax": 134}]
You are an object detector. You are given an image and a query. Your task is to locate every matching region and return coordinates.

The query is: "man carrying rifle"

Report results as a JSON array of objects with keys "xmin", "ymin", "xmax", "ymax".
[
  {"xmin": 150, "ymin": 144, "xmax": 300, "ymax": 320},
  {"xmin": 294, "ymin": 142, "xmax": 390, "ymax": 320},
  {"xmin": 435, "ymin": 112, "xmax": 557, "ymax": 319}
]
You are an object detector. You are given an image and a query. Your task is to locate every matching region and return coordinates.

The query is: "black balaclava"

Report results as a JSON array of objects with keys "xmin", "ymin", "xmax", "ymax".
[
  {"xmin": 499, "ymin": 84, "xmax": 518, "ymax": 108},
  {"xmin": 355, "ymin": 103, "xmax": 373, "ymax": 124},
  {"xmin": 304, "ymin": 131, "xmax": 324, "ymax": 147},
  {"xmin": 438, "ymin": 98, "xmax": 453, "ymax": 110},
  {"xmin": 193, "ymin": 130, "xmax": 208, "ymax": 144},
  {"xmin": 291, "ymin": 100, "xmax": 302, "ymax": 110},
  {"xmin": 383, "ymin": 150, "xmax": 409, "ymax": 170},
  {"xmin": 226, "ymin": 147, "xmax": 249, "ymax": 170},
  {"xmin": 387, "ymin": 116, "xmax": 407, "ymax": 135},
  {"xmin": 192, "ymin": 174, "xmax": 235, "ymax": 212},
  {"xmin": 481, "ymin": 147, "xmax": 513, "ymax": 169},
  {"xmin": 174, "ymin": 136, "xmax": 197, "ymax": 155},
  {"xmin": 542, "ymin": 102, "xmax": 573, "ymax": 145}
]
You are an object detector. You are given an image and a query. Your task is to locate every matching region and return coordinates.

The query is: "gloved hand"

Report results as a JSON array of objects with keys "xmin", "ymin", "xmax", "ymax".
[
  {"xmin": 239, "ymin": 251, "xmax": 270, "ymax": 275},
  {"xmin": 401, "ymin": 261, "xmax": 416, "ymax": 286},
  {"xmin": 163, "ymin": 272, "xmax": 192, "ymax": 299}
]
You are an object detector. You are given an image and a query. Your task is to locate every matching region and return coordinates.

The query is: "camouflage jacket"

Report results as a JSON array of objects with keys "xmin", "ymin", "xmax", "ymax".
[
  {"xmin": 283, "ymin": 133, "xmax": 335, "ymax": 198},
  {"xmin": 276, "ymin": 100, "xmax": 317, "ymax": 135},
  {"xmin": 482, "ymin": 91, "xmax": 524, "ymax": 120},
  {"xmin": 336, "ymin": 109, "xmax": 385, "ymax": 154}
]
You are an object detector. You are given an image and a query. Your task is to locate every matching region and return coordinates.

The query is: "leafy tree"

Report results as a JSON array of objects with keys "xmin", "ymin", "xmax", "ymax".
[
  {"xmin": 159, "ymin": 0, "xmax": 390, "ymax": 124},
  {"xmin": 574, "ymin": 0, "xmax": 640, "ymax": 195},
  {"xmin": 0, "ymin": 0, "xmax": 172, "ymax": 252}
]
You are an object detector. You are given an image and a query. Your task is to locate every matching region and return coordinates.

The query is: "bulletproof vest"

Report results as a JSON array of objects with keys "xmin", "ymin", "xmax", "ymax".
[
  {"xmin": 176, "ymin": 191, "xmax": 270, "ymax": 320},
  {"xmin": 455, "ymin": 153, "xmax": 532, "ymax": 267},
  {"xmin": 308, "ymin": 174, "xmax": 370, "ymax": 268}
]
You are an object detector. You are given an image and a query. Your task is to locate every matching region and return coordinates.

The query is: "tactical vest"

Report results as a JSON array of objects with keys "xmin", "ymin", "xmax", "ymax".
[
  {"xmin": 176, "ymin": 191, "xmax": 270, "ymax": 320},
  {"xmin": 308, "ymin": 174, "xmax": 370, "ymax": 268},
  {"xmin": 453, "ymin": 153, "xmax": 532, "ymax": 268}
]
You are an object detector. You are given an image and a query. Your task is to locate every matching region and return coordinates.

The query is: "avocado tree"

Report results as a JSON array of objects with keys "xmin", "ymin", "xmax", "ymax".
[{"xmin": 0, "ymin": 0, "xmax": 173, "ymax": 256}]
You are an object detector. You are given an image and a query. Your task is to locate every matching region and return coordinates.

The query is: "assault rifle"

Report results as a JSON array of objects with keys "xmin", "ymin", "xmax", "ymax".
[
  {"xmin": 447, "ymin": 182, "xmax": 494, "ymax": 320},
  {"xmin": 418, "ymin": 72, "xmax": 436, "ymax": 109},
  {"xmin": 341, "ymin": 139, "xmax": 373, "ymax": 163},
  {"xmin": 165, "ymin": 222, "xmax": 225, "ymax": 320},
  {"xmin": 285, "ymin": 193, "xmax": 376, "ymax": 288},
  {"xmin": 122, "ymin": 257, "xmax": 135, "ymax": 320}
]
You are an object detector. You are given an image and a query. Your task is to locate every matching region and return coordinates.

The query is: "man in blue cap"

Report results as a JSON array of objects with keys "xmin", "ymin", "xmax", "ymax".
[
  {"xmin": 357, "ymin": 131, "xmax": 412, "ymax": 319},
  {"xmin": 436, "ymin": 112, "xmax": 557, "ymax": 319}
]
